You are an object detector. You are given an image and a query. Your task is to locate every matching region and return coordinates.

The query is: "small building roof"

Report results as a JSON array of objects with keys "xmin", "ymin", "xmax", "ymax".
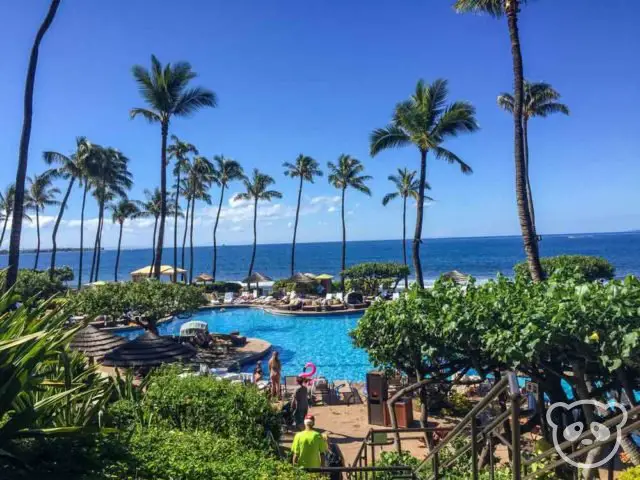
[
  {"xmin": 102, "ymin": 331, "xmax": 196, "ymax": 367},
  {"xmin": 69, "ymin": 325, "xmax": 127, "ymax": 359}
]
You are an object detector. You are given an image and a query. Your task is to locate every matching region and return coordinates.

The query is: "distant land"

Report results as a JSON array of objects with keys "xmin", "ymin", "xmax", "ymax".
[{"xmin": 0, "ymin": 247, "xmax": 91, "ymax": 255}]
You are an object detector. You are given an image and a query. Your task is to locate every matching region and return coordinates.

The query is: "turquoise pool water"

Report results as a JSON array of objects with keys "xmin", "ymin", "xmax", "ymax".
[{"xmin": 118, "ymin": 308, "xmax": 370, "ymax": 381}]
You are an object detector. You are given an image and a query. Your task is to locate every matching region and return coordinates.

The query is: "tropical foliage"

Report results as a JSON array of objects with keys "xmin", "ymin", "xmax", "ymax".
[
  {"xmin": 70, "ymin": 281, "xmax": 206, "ymax": 333},
  {"xmin": 514, "ymin": 255, "xmax": 615, "ymax": 283},
  {"xmin": 370, "ymin": 79, "xmax": 478, "ymax": 288},
  {"xmin": 342, "ymin": 262, "xmax": 410, "ymax": 296},
  {"xmin": 130, "ymin": 55, "xmax": 216, "ymax": 278},
  {"xmin": 327, "ymin": 154, "xmax": 372, "ymax": 292},
  {"xmin": 0, "ymin": 269, "xmax": 66, "ymax": 301}
]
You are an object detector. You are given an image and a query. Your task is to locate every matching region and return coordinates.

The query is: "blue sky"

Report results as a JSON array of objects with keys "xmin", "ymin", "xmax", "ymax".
[{"xmin": 1, "ymin": 0, "xmax": 639, "ymax": 250}]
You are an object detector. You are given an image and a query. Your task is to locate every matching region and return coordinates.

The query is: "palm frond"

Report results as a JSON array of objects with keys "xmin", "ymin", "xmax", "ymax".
[
  {"xmin": 531, "ymin": 102, "xmax": 570, "ymax": 118},
  {"xmin": 382, "ymin": 192, "xmax": 399, "ymax": 206},
  {"xmin": 129, "ymin": 107, "xmax": 161, "ymax": 123},
  {"xmin": 454, "ymin": 0, "xmax": 508, "ymax": 17},
  {"xmin": 369, "ymin": 125, "xmax": 411, "ymax": 156},
  {"xmin": 173, "ymin": 88, "xmax": 217, "ymax": 116},
  {"xmin": 497, "ymin": 93, "xmax": 515, "ymax": 113},
  {"xmin": 433, "ymin": 101, "xmax": 479, "ymax": 139},
  {"xmin": 433, "ymin": 147, "xmax": 473, "ymax": 174}
]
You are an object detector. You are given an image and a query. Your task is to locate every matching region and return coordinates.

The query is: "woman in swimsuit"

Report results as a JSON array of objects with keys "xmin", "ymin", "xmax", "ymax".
[{"xmin": 268, "ymin": 351, "xmax": 282, "ymax": 398}]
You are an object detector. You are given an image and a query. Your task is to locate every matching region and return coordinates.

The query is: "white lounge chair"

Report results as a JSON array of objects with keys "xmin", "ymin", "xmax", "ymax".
[
  {"xmin": 223, "ymin": 292, "xmax": 234, "ymax": 304},
  {"xmin": 335, "ymin": 292, "xmax": 344, "ymax": 302},
  {"xmin": 325, "ymin": 293, "xmax": 333, "ymax": 301},
  {"xmin": 252, "ymin": 289, "xmax": 258, "ymax": 299}
]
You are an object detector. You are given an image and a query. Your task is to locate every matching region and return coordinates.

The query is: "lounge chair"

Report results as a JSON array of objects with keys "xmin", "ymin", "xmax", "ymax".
[
  {"xmin": 223, "ymin": 292, "xmax": 234, "ymax": 304},
  {"xmin": 325, "ymin": 293, "xmax": 333, "ymax": 301},
  {"xmin": 334, "ymin": 292, "xmax": 344, "ymax": 302},
  {"xmin": 312, "ymin": 376, "xmax": 332, "ymax": 405},
  {"xmin": 283, "ymin": 375, "xmax": 299, "ymax": 399}
]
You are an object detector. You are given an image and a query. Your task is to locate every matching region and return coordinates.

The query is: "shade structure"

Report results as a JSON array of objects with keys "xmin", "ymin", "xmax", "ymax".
[
  {"xmin": 180, "ymin": 320, "xmax": 209, "ymax": 337},
  {"xmin": 441, "ymin": 270, "xmax": 471, "ymax": 285},
  {"xmin": 130, "ymin": 265, "xmax": 186, "ymax": 279},
  {"xmin": 315, "ymin": 274, "xmax": 334, "ymax": 280},
  {"xmin": 102, "ymin": 331, "xmax": 196, "ymax": 367},
  {"xmin": 69, "ymin": 325, "xmax": 127, "ymax": 359},
  {"xmin": 242, "ymin": 272, "xmax": 272, "ymax": 284},
  {"xmin": 195, "ymin": 273, "xmax": 214, "ymax": 283},
  {"xmin": 86, "ymin": 280, "xmax": 107, "ymax": 287},
  {"xmin": 288, "ymin": 272, "xmax": 317, "ymax": 284}
]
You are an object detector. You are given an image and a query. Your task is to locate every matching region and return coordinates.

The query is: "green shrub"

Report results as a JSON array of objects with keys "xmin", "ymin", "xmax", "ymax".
[
  {"xmin": 71, "ymin": 280, "xmax": 206, "ymax": 321},
  {"xmin": 620, "ymin": 466, "xmax": 640, "ymax": 480},
  {"xmin": 342, "ymin": 262, "xmax": 409, "ymax": 295},
  {"xmin": 52, "ymin": 265, "xmax": 74, "ymax": 282},
  {"xmin": 205, "ymin": 281, "xmax": 243, "ymax": 294},
  {"xmin": 0, "ymin": 269, "xmax": 67, "ymax": 300},
  {"xmin": 107, "ymin": 399, "xmax": 139, "ymax": 430},
  {"xmin": 514, "ymin": 255, "xmax": 615, "ymax": 282},
  {"xmin": 272, "ymin": 279, "xmax": 318, "ymax": 295},
  {"xmin": 376, "ymin": 450, "xmax": 421, "ymax": 479},
  {"xmin": 144, "ymin": 368, "xmax": 281, "ymax": 448},
  {"xmin": 448, "ymin": 391, "xmax": 473, "ymax": 415}
]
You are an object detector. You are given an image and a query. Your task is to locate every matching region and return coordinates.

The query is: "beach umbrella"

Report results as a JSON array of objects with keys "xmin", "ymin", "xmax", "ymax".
[
  {"xmin": 179, "ymin": 320, "xmax": 209, "ymax": 337},
  {"xmin": 102, "ymin": 331, "xmax": 196, "ymax": 367},
  {"xmin": 288, "ymin": 272, "xmax": 316, "ymax": 284},
  {"xmin": 69, "ymin": 325, "xmax": 127, "ymax": 360},
  {"xmin": 242, "ymin": 272, "xmax": 272, "ymax": 289},
  {"xmin": 130, "ymin": 265, "xmax": 186, "ymax": 282},
  {"xmin": 315, "ymin": 273, "xmax": 334, "ymax": 292},
  {"xmin": 315, "ymin": 274, "xmax": 334, "ymax": 280},
  {"xmin": 441, "ymin": 270, "xmax": 470, "ymax": 285},
  {"xmin": 195, "ymin": 273, "xmax": 214, "ymax": 283}
]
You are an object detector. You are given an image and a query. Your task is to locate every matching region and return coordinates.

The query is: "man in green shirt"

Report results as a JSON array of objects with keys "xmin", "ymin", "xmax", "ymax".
[{"xmin": 291, "ymin": 414, "xmax": 327, "ymax": 469}]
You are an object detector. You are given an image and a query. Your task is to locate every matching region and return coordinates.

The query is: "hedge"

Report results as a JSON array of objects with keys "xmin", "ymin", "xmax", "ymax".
[{"xmin": 514, "ymin": 255, "xmax": 615, "ymax": 282}]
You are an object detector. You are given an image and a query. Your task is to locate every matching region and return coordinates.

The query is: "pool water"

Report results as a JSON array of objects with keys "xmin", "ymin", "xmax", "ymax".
[{"xmin": 118, "ymin": 308, "xmax": 371, "ymax": 382}]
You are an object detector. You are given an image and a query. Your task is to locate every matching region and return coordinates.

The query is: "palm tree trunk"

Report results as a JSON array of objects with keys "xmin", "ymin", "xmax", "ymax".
[
  {"xmin": 506, "ymin": 0, "xmax": 544, "ymax": 283},
  {"xmin": 247, "ymin": 198, "xmax": 258, "ymax": 278},
  {"xmin": 90, "ymin": 200, "xmax": 103, "ymax": 282},
  {"xmin": 153, "ymin": 120, "xmax": 169, "ymax": 279},
  {"xmin": 0, "ymin": 215, "xmax": 9, "ymax": 249},
  {"xmin": 412, "ymin": 149, "xmax": 427, "ymax": 289},
  {"xmin": 523, "ymin": 118, "xmax": 536, "ymax": 235},
  {"xmin": 50, "ymin": 176, "xmax": 74, "ymax": 278},
  {"xmin": 181, "ymin": 197, "xmax": 190, "ymax": 271},
  {"xmin": 77, "ymin": 183, "xmax": 88, "ymax": 289},
  {"xmin": 189, "ymin": 198, "xmax": 196, "ymax": 284},
  {"xmin": 212, "ymin": 186, "xmax": 225, "ymax": 281},
  {"xmin": 290, "ymin": 176, "xmax": 303, "ymax": 277},
  {"xmin": 33, "ymin": 206, "xmax": 41, "ymax": 270},
  {"xmin": 340, "ymin": 187, "xmax": 346, "ymax": 293},
  {"xmin": 94, "ymin": 204, "xmax": 105, "ymax": 282},
  {"xmin": 148, "ymin": 217, "xmax": 158, "ymax": 278},
  {"xmin": 402, "ymin": 195, "xmax": 408, "ymax": 289},
  {"xmin": 114, "ymin": 222, "xmax": 123, "ymax": 281},
  {"xmin": 173, "ymin": 169, "xmax": 181, "ymax": 282},
  {"xmin": 5, "ymin": 0, "xmax": 61, "ymax": 291}
]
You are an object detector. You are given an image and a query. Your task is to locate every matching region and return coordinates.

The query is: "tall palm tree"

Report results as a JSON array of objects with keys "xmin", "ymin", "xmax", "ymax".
[
  {"xmin": 0, "ymin": 185, "xmax": 16, "ymax": 249},
  {"xmin": 233, "ymin": 169, "xmax": 282, "ymax": 280},
  {"xmin": 382, "ymin": 168, "xmax": 433, "ymax": 289},
  {"xmin": 497, "ymin": 81, "xmax": 569, "ymax": 230},
  {"xmin": 180, "ymin": 175, "xmax": 191, "ymax": 272},
  {"xmin": 108, "ymin": 199, "xmax": 139, "ymax": 282},
  {"xmin": 134, "ymin": 188, "xmax": 163, "ymax": 274},
  {"xmin": 184, "ymin": 157, "xmax": 214, "ymax": 283},
  {"xmin": 76, "ymin": 145, "xmax": 102, "ymax": 289},
  {"xmin": 167, "ymin": 135, "xmax": 198, "ymax": 280},
  {"xmin": 88, "ymin": 148, "xmax": 132, "ymax": 283},
  {"xmin": 26, "ymin": 171, "xmax": 60, "ymax": 270},
  {"xmin": 211, "ymin": 156, "xmax": 244, "ymax": 281},
  {"xmin": 454, "ymin": 0, "xmax": 544, "ymax": 282},
  {"xmin": 5, "ymin": 0, "xmax": 62, "ymax": 291},
  {"xmin": 130, "ymin": 55, "xmax": 216, "ymax": 279},
  {"xmin": 43, "ymin": 137, "xmax": 93, "ymax": 278},
  {"xmin": 327, "ymin": 155, "xmax": 372, "ymax": 293},
  {"xmin": 283, "ymin": 154, "xmax": 323, "ymax": 277},
  {"xmin": 370, "ymin": 79, "xmax": 478, "ymax": 288}
]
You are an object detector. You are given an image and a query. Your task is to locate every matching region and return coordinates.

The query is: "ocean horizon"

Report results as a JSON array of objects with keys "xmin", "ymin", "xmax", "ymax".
[{"xmin": 2, "ymin": 231, "xmax": 640, "ymax": 284}]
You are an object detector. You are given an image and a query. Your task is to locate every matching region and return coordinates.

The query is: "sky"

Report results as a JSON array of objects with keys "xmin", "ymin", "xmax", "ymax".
[{"xmin": 0, "ymin": 0, "xmax": 639, "ymax": 250}]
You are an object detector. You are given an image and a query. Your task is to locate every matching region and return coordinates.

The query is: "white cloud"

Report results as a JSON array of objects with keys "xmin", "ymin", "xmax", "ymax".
[
  {"xmin": 228, "ymin": 194, "xmax": 250, "ymax": 208},
  {"xmin": 287, "ymin": 222, "xmax": 293, "ymax": 228},
  {"xmin": 25, "ymin": 215, "xmax": 56, "ymax": 229},
  {"xmin": 230, "ymin": 225, "xmax": 244, "ymax": 232},
  {"xmin": 347, "ymin": 210, "xmax": 354, "ymax": 216},
  {"xmin": 310, "ymin": 195, "xmax": 340, "ymax": 205},
  {"xmin": 327, "ymin": 206, "xmax": 336, "ymax": 213},
  {"xmin": 66, "ymin": 217, "xmax": 101, "ymax": 228}
]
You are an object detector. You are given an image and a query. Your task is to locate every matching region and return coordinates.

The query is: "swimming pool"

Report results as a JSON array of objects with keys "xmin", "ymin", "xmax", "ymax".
[{"xmin": 117, "ymin": 308, "xmax": 371, "ymax": 381}]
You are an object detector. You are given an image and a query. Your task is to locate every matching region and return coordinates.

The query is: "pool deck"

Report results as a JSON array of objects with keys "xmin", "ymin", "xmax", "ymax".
[{"xmin": 195, "ymin": 337, "xmax": 272, "ymax": 369}]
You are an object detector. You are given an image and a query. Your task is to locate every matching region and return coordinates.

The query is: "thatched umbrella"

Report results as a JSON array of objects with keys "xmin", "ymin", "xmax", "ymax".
[
  {"xmin": 70, "ymin": 325, "xmax": 127, "ymax": 360},
  {"xmin": 288, "ymin": 272, "xmax": 316, "ymax": 284},
  {"xmin": 441, "ymin": 270, "xmax": 471, "ymax": 285},
  {"xmin": 195, "ymin": 273, "xmax": 214, "ymax": 284},
  {"xmin": 102, "ymin": 331, "xmax": 196, "ymax": 367},
  {"xmin": 242, "ymin": 272, "xmax": 272, "ymax": 290}
]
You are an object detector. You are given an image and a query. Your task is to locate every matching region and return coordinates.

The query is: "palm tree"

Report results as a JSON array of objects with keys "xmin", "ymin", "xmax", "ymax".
[
  {"xmin": 134, "ymin": 188, "xmax": 163, "ymax": 274},
  {"xmin": 76, "ymin": 145, "xmax": 102, "ymax": 289},
  {"xmin": 211, "ymin": 156, "xmax": 244, "ymax": 281},
  {"xmin": 283, "ymin": 154, "xmax": 323, "ymax": 277},
  {"xmin": 370, "ymin": 79, "xmax": 478, "ymax": 288},
  {"xmin": 167, "ymin": 135, "xmax": 198, "ymax": 280},
  {"xmin": 497, "ymin": 81, "xmax": 569, "ymax": 231},
  {"xmin": 43, "ymin": 137, "xmax": 93, "ymax": 278},
  {"xmin": 233, "ymin": 169, "xmax": 282, "ymax": 280},
  {"xmin": 382, "ymin": 168, "xmax": 433, "ymax": 289},
  {"xmin": 108, "ymin": 199, "xmax": 139, "ymax": 281},
  {"xmin": 88, "ymin": 148, "xmax": 132, "ymax": 283},
  {"xmin": 184, "ymin": 157, "xmax": 214, "ymax": 283},
  {"xmin": 26, "ymin": 171, "xmax": 60, "ymax": 270},
  {"xmin": 327, "ymin": 155, "xmax": 372, "ymax": 292},
  {"xmin": 454, "ymin": 0, "xmax": 544, "ymax": 282},
  {"xmin": 5, "ymin": 0, "xmax": 62, "ymax": 290},
  {"xmin": 0, "ymin": 185, "xmax": 16, "ymax": 249},
  {"xmin": 130, "ymin": 55, "xmax": 216, "ymax": 279}
]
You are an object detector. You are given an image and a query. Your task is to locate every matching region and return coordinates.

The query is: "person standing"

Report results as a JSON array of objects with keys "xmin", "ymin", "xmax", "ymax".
[
  {"xmin": 268, "ymin": 351, "xmax": 282, "ymax": 398},
  {"xmin": 291, "ymin": 414, "xmax": 327, "ymax": 469},
  {"xmin": 291, "ymin": 376, "xmax": 309, "ymax": 430}
]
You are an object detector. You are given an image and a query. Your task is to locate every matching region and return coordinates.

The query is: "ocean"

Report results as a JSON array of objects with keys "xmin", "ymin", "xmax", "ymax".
[{"xmin": 2, "ymin": 232, "xmax": 640, "ymax": 284}]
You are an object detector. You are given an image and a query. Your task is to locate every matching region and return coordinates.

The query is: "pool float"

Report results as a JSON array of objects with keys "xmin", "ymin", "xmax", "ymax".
[{"xmin": 300, "ymin": 362, "xmax": 317, "ymax": 383}]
